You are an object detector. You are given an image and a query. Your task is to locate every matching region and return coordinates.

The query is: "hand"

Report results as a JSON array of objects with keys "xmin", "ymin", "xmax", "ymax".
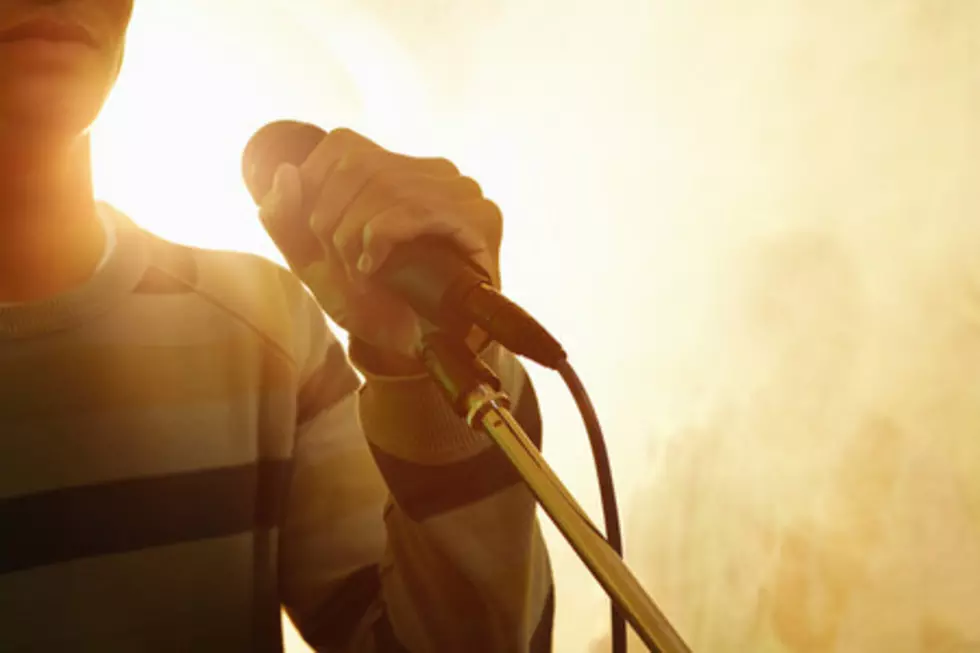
[{"xmin": 258, "ymin": 128, "xmax": 503, "ymax": 360}]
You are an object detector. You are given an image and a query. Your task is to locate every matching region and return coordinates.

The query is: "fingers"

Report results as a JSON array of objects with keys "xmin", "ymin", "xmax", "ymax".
[
  {"xmin": 327, "ymin": 173, "xmax": 487, "ymax": 278},
  {"xmin": 298, "ymin": 128, "xmax": 379, "ymax": 193},
  {"xmin": 261, "ymin": 126, "xmax": 502, "ymax": 305},
  {"xmin": 299, "ymin": 128, "xmax": 458, "ymax": 216},
  {"xmin": 307, "ymin": 149, "xmax": 463, "ymax": 238},
  {"xmin": 260, "ymin": 137, "xmax": 468, "ymax": 276},
  {"xmin": 357, "ymin": 206, "xmax": 497, "ymax": 286},
  {"xmin": 259, "ymin": 163, "xmax": 324, "ymax": 269}
]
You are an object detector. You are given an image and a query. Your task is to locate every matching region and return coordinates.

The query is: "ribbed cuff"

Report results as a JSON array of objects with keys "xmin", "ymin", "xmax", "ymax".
[
  {"xmin": 348, "ymin": 336, "xmax": 429, "ymax": 381},
  {"xmin": 349, "ymin": 337, "xmax": 493, "ymax": 464}
]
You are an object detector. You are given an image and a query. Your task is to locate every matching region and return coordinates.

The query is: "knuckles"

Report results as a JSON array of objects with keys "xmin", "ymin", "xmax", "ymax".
[
  {"xmin": 303, "ymin": 138, "xmax": 501, "ymax": 262},
  {"xmin": 473, "ymin": 197, "xmax": 503, "ymax": 233},
  {"xmin": 328, "ymin": 127, "xmax": 360, "ymax": 140},
  {"xmin": 323, "ymin": 127, "xmax": 374, "ymax": 152},
  {"xmin": 454, "ymin": 176, "xmax": 484, "ymax": 199},
  {"xmin": 427, "ymin": 156, "xmax": 460, "ymax": 176},
  {"xmin": 330, "ymin": 228, "xmax": 349, "ymax": 252},
  {"xmin": 333, "ymin": 149, "xmax": 373, "ymax": 174}
]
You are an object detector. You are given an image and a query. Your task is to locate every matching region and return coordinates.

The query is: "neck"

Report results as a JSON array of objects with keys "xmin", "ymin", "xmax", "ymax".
[{"xmin": 0, "ymin": 133, "xmax": 105, "ymax": 303}]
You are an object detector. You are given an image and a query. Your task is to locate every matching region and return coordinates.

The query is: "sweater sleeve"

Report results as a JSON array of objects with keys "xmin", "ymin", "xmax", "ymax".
[{"xmin": 278, "ymin": 293, "xmax": 554, "ymax": 653}]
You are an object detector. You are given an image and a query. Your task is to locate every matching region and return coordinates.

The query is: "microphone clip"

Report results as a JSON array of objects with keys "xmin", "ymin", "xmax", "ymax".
[{"xmin": 419, "ymin": 330, "xmax": 508, "ymax": 420}]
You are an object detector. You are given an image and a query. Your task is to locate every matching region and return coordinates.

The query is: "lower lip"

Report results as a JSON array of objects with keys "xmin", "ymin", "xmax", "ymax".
[{"xmin": 0, "ymin": 38, "xmax": 93, "ymax": 64}]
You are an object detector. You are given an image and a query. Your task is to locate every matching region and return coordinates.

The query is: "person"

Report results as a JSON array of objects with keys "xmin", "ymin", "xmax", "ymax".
[{"xmin": 0, "ymin": 1, "xmax": 554, "ymax": 651}]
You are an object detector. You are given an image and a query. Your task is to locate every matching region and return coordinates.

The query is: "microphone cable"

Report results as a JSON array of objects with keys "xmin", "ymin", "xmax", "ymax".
[{"xmin": 554, "ymin": 357, "xmax": 628, "ymax": 653}]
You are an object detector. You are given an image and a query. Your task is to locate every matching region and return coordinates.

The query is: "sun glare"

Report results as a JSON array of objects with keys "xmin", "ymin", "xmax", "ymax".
[
  {"xmin": 90, "ymin": 4, "xmax": 374, "ymax": 249},
  {"xmin": 88, "ymin": 5, "xmax": 388, "ymax": 651},
  {"xmin": 87, "ymin": 2, "xmax": 980, "ymax": 651},
  {"xmin": 88, "ymin": 4, "xmax": 539, "ymax": 651},
  {"xmin": 87, "ymin": 1, "xmax": 685, "ymax": 650}
]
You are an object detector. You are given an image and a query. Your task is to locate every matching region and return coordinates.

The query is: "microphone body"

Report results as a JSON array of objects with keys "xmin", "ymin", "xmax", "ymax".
[{"xmin": 243, "ymin": 120, "xmax": 566, "ymax": 370}]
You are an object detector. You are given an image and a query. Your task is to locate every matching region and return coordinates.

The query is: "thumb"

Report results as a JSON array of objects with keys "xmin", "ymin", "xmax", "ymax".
[{"xmin": 259, "ymin": 163, "xmax": 321, "ymax": 269}]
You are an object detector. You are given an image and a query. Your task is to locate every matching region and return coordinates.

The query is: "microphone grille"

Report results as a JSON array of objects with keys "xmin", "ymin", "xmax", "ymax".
[{"xmin": 242, "ymin": 120, "xmax": 326, "ymax": 204}]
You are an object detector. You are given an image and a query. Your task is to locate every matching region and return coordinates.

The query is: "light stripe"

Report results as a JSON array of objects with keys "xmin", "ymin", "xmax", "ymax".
[
  {"xmin": 64, "ymin": 293, "xmax": 254, "ymax": 347},
  {"xmin": 279, "ymin": 393, "xmax": 390, "ymax": 622},
  {"xmin": 170, "ymin": 247, "xmax": 304, "ymax": 362},
  {"xmin": 0, "ymin": 395, "xmax": 294, "ymax": 499},
  {"xmin": 378, "ymin": 483, "xmax": 549, "ymax": 652},
  {"xmin": 420, "ymin": 483, "xmax": 541, "ymax": 610},
  {"xmin": 530, "ymin": 583, "xmax": 556, "ymax": 653},
  {"xmin": 297, "ymin": 343, "xmax": 361, "ymax": 426},
  {"xmin": 0, "ymin": 342, "xmax": 295, "ymax": 419},
  {"xmin": 281, "ymin": 508, "xmax": 389, "ymax": 595}
]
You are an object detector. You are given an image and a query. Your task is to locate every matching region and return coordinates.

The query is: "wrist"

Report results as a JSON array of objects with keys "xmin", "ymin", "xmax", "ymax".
[
  {"xmin": 349, "ymin": 326, "xmax": 491, "ymax": 379},
  {"xmin": 349, "ymin": 337, "xmax": 426, "ymax": 377}
]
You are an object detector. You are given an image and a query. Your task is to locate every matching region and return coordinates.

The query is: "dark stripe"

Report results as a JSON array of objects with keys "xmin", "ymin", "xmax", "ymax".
[
  {"xmin": 133, "ymin": 266, "xmax": 196, "ymax": 294},
  {"xmin": 252, "ymin": 460, "xmax": 294, "ymax": 652},
  {"xmin": 373, "ymin": 611, "xmax": 411, "ymax": 652},
  {"xmin": 296, "ymin": 344, "xmax": 362, "ymax": 427},
  {"xmin": 140, "ymin": 237, "xmax": 199, "ymax": 292},
  {"xmin": 0, "ymin": 460, "xmax": 291, "ymax": 575},
  {"xmin": 369, "ymin": 378, "xmax": 542, "ymax": 521},
  {"xmin": 252, "ymin": 604, "xmax": 285, "ymax": 653},
  {"xmin": 301, "ymin": 564, "xmax": 382, "ymax": 650},
  {"xmin": 530, "ymin": 584, "xmax": 556, "ymax": 653}
]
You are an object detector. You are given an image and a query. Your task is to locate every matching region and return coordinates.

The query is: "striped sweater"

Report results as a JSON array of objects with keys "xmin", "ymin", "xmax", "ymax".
[{"xmin": 0, "ymin": 205, "xmax": 553, "ymax": 652}]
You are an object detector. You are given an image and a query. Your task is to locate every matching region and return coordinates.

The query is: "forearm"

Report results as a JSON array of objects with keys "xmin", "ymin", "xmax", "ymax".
[{"xmin": 351, "ymin": 341, "xmax": 554, "ymax": 652}]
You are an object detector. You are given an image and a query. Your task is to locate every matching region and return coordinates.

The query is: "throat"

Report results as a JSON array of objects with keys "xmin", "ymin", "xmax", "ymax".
[
  {"xmin": 0, "ymin": 206, "xmax": 107, "ymax": 304},
  {"xmin": 0, "ymin": 133, "xmax": 105, "ymax": 304}
]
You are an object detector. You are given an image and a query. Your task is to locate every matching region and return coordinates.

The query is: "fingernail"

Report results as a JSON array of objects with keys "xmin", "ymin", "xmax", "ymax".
[
  {"xmin": 260, "ymin": 172, "xmax": 284, "ymax": 221},
  {"xmin": 260, "ymin": 193, "xmax": 280, "ymax": 225},
  {"xmin": 357, "ymin": 252, "xmax": 374, "ymax": 274}
]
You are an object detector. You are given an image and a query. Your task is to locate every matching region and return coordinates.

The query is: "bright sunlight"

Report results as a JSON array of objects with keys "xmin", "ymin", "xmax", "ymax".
[{"xmin": 92, "ymin": 1, "xmax": 980, "ymax": 651}]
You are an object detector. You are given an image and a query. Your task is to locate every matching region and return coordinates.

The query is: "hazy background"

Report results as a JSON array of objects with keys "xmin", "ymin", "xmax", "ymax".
[{"xmin": 92, "ymin": 1, "xmax": 980, "ymax": 651}]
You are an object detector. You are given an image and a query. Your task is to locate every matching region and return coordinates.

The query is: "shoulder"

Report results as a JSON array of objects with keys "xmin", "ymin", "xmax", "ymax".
[{"xmin": 127, "ymin": 214, "xmax": 337, "ymax": 374}]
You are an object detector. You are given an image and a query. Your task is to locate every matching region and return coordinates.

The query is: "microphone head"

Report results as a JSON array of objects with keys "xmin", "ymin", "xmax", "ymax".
[{"xmin": 242, "ymin": 120, "xmax": 326, "ymax": 204}]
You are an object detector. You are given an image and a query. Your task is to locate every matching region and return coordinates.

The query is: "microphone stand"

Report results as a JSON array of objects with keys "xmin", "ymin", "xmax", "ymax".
[{"xmin": 419, "ymin": 332, "xmax": 691, "ymax": 653}]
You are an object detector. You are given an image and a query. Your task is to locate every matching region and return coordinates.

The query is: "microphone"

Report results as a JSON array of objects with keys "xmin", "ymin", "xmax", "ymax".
[{"xmin": 242, "ymin": 120, "xmax": 567, "ymax": 370}]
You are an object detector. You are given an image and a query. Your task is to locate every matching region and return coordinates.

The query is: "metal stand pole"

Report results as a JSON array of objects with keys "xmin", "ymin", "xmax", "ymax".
[{"xmin": 419, "ymin": 333, "xmax": 692, "ymax": 653}]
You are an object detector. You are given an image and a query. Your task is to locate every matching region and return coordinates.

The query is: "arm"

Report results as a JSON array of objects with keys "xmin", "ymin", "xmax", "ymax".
[{"xmin": 278, "ymin": 297, "xmax": 554, "ymax": 653}]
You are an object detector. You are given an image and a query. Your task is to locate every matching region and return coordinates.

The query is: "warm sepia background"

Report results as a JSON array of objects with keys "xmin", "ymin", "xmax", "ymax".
[{"xmin": 91, "ymin": 1, "xmax": 980, "ymax": 651}]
